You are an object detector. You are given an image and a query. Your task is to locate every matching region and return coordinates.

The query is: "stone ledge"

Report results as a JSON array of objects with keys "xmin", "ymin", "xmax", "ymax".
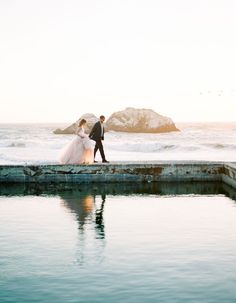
[
  {"xmin": 222, "ymin": 163, "xmax": 236, "ymax": 190},
  {"xmin": 1, "ymin": 161, "xmax": 235, "ymax": 190}
]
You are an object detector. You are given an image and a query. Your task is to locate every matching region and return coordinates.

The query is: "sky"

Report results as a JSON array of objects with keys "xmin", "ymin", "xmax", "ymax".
[{"xmin": 0, "ymin": 0, "xmax": 236, "ymax": 123}]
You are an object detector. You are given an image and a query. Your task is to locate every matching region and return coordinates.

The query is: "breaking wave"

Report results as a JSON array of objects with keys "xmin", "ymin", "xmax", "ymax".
[
  {"xmin": 107, "ymin": 142, "xmax": 203, "ymax": 153},
  {"xmin": 7, "ymin": 142, "xmax": 26, "ymax": 148},
  {"xmin": 203, "ymin": 143, "xmax": 236, "ymax": 150}
]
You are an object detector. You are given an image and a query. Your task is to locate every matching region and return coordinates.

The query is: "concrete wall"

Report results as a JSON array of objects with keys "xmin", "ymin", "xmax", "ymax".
[
  {"xmin": 0, "ymin": 161, "xmax": 225, "ymax": 181},
  {"xmin": 222, "ymin": 163, "xmax": 236, "ymax": 190},
  {"xmin": 0, "ymin": 161, "xmax": 235, "ymax": 189}
]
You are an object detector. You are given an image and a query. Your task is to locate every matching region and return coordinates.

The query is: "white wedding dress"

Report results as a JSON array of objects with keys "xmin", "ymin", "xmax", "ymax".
[{"xmin": 59, "ymin": 127, "xmax": 94, "ymax": 164}]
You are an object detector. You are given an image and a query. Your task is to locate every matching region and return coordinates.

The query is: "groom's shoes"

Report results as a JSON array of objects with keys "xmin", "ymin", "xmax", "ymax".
[{"xmin": 94, "ymin": 160, "xmax": 109, "ymax": 163}]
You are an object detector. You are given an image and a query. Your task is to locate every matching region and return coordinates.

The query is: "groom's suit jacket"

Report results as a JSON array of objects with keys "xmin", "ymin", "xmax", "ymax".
[{"xmin": 89, "ymin": 121, "xmax": 104, "ymax": 141}]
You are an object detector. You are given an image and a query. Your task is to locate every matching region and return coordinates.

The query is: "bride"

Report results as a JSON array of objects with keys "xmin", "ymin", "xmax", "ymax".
[{"xmin": 59, "ymin": 119, "xmax": 94, "ymax": 164}]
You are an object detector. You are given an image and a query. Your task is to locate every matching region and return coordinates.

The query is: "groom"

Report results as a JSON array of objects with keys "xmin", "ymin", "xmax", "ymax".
[{"xmin": 89, "ymin": 115, "xmax": 109, "ymax": 163}]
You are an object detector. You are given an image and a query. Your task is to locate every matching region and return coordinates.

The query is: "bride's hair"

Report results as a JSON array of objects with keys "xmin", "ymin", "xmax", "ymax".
[{"xmin": 78, "ymin": 119, "xmax": 86, "ymax": 127}]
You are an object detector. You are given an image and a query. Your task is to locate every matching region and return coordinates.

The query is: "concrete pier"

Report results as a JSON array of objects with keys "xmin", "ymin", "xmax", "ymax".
[
  {"xmin": 222, "ymin": 163, "xmax": 236, "ymax": 189},
  {"xmin": 0, "ymin": 161, "xmax": 235, "ymax": 190}
]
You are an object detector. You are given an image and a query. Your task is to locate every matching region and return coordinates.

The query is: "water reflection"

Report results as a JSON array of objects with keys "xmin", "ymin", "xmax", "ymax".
[
  {"xmin": 1, "ymin": 182, "xmax": 236, "ymax": 302},
  {"xmin": 59, "ymin": 190, "xmax": 106, "ymax": 266},
  {"xmin": 0, "ymin": 181, "xmax": 235, "ymax": 201},
  {"xmin": 95, "ymin": 193, "xmax": 106, "ymax": 238}
]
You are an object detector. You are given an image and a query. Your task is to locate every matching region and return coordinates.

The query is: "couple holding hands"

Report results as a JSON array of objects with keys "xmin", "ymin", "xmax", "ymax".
[{"xmin": 59, "ymin": 116, "xmax": 109, "ymax": 165}]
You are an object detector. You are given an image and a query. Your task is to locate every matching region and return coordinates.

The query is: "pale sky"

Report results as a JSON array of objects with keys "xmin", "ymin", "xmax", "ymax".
[{"xmin": 0, "ymin": 0, "xmax": 235, "ymax": 123}]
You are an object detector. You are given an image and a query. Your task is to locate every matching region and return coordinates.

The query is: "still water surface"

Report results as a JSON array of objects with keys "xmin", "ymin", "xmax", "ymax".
[{"xmin": 0, "ymin": 183, "xmax": 236, "ymax": 303}]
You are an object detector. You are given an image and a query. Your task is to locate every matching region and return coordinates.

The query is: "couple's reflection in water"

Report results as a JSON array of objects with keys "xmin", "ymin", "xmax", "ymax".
[
  {"xmin": 4, "ymin": 181, "xmax": 234, "ymax": 266},
  {"xmin": 59, "ymin": 187, "xmax": 106, "ymax": 266}
]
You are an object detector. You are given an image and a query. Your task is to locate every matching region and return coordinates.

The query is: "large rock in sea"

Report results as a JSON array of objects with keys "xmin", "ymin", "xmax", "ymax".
[
  {"xmin": 106, "ymin": 107, "xmax": 179, "ymax": 133},
  {"xmin": 53, "ymin": 113, "xmax": 98, "ymax": 134}
]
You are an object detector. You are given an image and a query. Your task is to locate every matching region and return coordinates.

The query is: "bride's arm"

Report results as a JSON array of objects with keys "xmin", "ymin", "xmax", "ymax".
[{"xmin": 76, "ymin": 127, "xmax": 87, "ymax": 138}]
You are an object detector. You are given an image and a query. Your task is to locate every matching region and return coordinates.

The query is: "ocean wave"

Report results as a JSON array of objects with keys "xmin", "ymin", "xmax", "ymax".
[
  {"xmin": 7, "ymin": 142, "xmax": 26, "ymax": 148},
  {"xmin": 1, "ymin": 123, "xmax": 236, "ymax": 163},
  {"xmin": 203, "ymin": 143, "xmax": 236, "ymax": 150},
  {"xmin": 0, "ymin": 153, "xmax": 57, "ymax": 165},
  {"xmin": 107, "ymin": 142, "xmax": 201, "ymax": 153},
  {"xmin": 1, "ymin": 139, "xmax": 66, "ymax": 149}
]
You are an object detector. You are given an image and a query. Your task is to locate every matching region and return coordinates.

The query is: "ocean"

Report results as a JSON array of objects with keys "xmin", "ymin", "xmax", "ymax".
[{"xmin": 0, "ymin": 122, "xmax": 236, "ymax": 165}]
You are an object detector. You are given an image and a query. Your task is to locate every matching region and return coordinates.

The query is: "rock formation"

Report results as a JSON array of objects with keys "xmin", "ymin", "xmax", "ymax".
[
  {"xmin": 53, "ymin": 113, "xmax": 98, "ymax": 134},
  {"xmin": 53, "ymin": 108, "xmax": 179, "ymax": 134},
  {"xmin": 106, "ymin": 107, "xmax": 179, "ymax": 133}
]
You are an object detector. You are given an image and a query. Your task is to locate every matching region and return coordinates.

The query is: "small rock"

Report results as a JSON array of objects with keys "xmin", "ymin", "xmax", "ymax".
[{"xmin": 53, "ymin": 113, "xmax": 98, "ymax": 134}]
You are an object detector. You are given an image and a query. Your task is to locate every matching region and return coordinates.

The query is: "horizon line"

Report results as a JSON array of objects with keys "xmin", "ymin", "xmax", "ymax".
[{"xmin": 0, "ymin": 120, "xmax": 236, "ymax": 124}]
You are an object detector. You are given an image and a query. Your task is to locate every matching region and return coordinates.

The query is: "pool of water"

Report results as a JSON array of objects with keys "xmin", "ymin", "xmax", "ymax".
[{"xmin": 0, "ymin": 182, "xmax": 236, "ymax": 303}]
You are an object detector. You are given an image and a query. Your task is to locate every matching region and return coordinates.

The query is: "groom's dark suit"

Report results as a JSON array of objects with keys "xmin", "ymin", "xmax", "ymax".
[{"xmin": 89, "ymin": 121, "xmax": 107, "ymax": 162}]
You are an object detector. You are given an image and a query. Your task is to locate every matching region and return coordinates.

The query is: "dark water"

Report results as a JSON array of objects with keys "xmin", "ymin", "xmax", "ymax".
[{"xmin": 0, "ymin": 182, "xmax": 236, "ymax": 303}]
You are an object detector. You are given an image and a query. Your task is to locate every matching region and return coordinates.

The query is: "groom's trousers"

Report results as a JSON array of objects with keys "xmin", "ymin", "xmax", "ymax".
[{"xmin": 94, "ymin": 140, "xmax": 106, "ymax": 161}]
